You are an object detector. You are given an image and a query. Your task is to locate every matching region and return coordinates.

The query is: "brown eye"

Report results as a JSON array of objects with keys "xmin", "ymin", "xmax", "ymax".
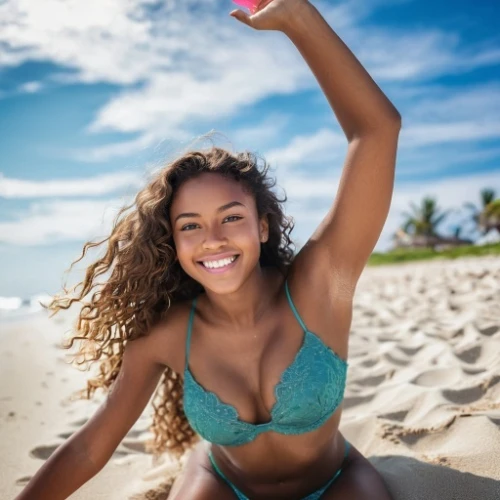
[
  {"xmin": 181, "ymin": 215, "xmax": 241, "ymax": 231},
  {"xmin": 224, "ymin": 216, "xmax": 242, "ymax": 223}
]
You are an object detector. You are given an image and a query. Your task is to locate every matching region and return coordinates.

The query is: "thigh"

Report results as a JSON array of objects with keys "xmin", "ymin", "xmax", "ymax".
[
  {"xmin": 321, "ymin": 443, "xmax": 392, "ymax": 500},
  {"xmin": 168, "ymin": 441, "xmax": 237, "ymax": 500}
]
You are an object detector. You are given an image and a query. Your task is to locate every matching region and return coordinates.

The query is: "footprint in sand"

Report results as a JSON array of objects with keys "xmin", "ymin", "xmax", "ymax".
[
  {"xmin": 462, "ymin": 366, "xmax": 486, "ymax": 375},
  {"xmin": 487, "ymin": 413, "xmax": 500, "ymax": 427},
  {"xmin": 454, "ymin": 345, "xmax": 482, "ymax": 364},
  {"xmin": 388, "ymin": 415, "xmax": 457, "ymax": 447},
  {"xmin": 383, "ymin": 352, "xmax": 409, "ymax": 367},
  {"xmin": 412, "ymin": 367, "xmax": 461, "ymax": 387},
  {"xmin": 58, "ymin": 431, "xmax": 74, "ymax": 439},
  {"xmin": 442, "ymin": 385, "xmax": 485, "ymax": 405},
  {"xmin": 360, "ymin": 357, "xmax": 379, "ymax": 368},
  {"xmin": 30, "ymin": 444, "xmax": 59, "ymax": 460},
  {"xmin": 70, "ymin": 418, "xmax": 88, "ymax": 427},
  {"xmin": 477, "ymin": 325, "xmax": 499, "ymax": 337},
  {"xmin": 352, "ymin": 373, "xmax": 388, "ymax": 387},
  {"xmin": 398, "ymin": 430, "xmax": 430, "ymax": 446},
  {"xmin": 15, "ymin": 476, "xmax": 32, "ymax": 486},
  {"xmin": 378, "ymin": 410, "xmax": 409, "ymax": 422},
  {"xmin": 397, "ymin": 344, "xmax": 425, "ymax": 356},
  {"xmin": 343, "ymin": 393, "xmax": 375, "ymax": 410}
]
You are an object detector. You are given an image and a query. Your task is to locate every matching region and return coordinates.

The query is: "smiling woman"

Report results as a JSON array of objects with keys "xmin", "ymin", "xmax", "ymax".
[
  {"xmin": 16, "ymin": 0, "xmax": 399, "ymax": 499},
  {"xmin": 15, "ymin": 147, "xmax": 299, "ymax": 500},
  {"xmin": 75, "ymin": 147, "xmax": 293, "ymax": 450}
]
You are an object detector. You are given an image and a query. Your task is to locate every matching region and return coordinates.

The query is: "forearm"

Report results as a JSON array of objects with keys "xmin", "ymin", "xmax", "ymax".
[
  {"xmin": 283, "ymin": 1, "xmax": 401, "ymax": 140},
  {"xmin": 15, "ymin": 440, "xmax": 104, "ymax": 500}
]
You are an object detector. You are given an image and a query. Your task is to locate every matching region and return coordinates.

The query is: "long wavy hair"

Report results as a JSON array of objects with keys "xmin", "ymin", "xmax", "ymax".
[{"xmin": 47, "ymin": 146, "xmax": 296, "ymax": 460}]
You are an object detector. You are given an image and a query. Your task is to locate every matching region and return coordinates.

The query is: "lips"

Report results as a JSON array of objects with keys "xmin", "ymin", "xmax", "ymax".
[
  {"xmin": 197, "ymin": 255, "xmax": 240, "ymax": 274},
  {"xmin": 197, "ymin": 252, "xmax": 239, "ymax": 263}
]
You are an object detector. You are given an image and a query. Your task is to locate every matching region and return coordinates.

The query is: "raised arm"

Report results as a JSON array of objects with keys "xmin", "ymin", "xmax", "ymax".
[
  {"xmin": 16, "ymin": 329, "xmax": 167, "ymax": 500},
  {"xmin": 231, "ymin": 0, "xmax": 401, "ymax": 294},
  {"xmin": 284, "ymin": 1, "xmax": 401, "ymax": 289}
]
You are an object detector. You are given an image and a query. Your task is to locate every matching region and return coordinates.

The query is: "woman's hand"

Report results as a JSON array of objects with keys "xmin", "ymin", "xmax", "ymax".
[{"xmin": 230, "ymin": 0, "xmax": 310, "ymax": 32}]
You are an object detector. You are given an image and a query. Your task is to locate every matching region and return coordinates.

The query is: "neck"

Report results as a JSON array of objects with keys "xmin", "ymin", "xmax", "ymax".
[{"xmin": 202, "ymin": 266, "xmax": 279, "ymax": 330}]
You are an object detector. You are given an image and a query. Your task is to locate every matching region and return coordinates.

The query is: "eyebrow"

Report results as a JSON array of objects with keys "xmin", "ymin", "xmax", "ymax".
[{"xmin": 174, "ymin": 201, "xmax": 246, "ymax": 224}]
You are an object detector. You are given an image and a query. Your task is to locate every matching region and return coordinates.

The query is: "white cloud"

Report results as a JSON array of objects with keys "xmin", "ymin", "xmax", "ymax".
[
  {"xmin": 402, "ymin": 82, "xmax": 500, "ymax": 122},
  {"xmin": 2, "ymin": 0, "xmax": 499, "ymax": 161},
  {"xmin": 0, "ymin": 198, "xmax": 126, "ymax": 246},
  {"xmin": 213, "ymin": 113, "xmax": 292, "ymax": 151},
  {"xmin": 266, "ymin": 129, "xmax": 347, "ymax": 173},
  {"xmin": 84, "ymin": 40, "xmax": 310, "ymax": 137},
  {"xmin": 18, "ymin": 81, "xmax": 42, "ymax": 93},
  {"xmin": 0, "ymin": 172, "xmax": 143, "ymax": 198},
  {"xmin": 0, "ymin": 0, "xmax": 161, "ymax": 84},
  {"xmin": 400, "ymin": 121, "xmax": 500, "ymax": 148},
  {"xmin": 281, "ymin": 174, "xmax": 342, "ymax": 199},
  {"xmin": 68, "ymin": 134, "xmax": 167, "ymax": 163}
]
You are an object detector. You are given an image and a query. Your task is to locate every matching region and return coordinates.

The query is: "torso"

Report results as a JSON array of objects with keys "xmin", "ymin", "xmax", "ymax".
[{"xmin": 154, "ymin": 265, "xmax": 354, "ymax": 497}]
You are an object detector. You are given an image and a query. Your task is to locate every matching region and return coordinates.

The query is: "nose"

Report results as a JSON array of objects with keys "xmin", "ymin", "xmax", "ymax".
[{"xmin": 202, "ymin": 224, "xmax": 228, "ymax": 250}]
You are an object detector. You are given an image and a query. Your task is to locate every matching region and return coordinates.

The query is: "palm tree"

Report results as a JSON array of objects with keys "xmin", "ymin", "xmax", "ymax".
[
  {"xmin": 400, "ymin": 196, "xmax": 451, "ymax": 239},
  {"xmin": 479, "ymin": 198, "xmax": 500, "ymax": 233},
  {"xmin": 463, "ymin": 188, "xmax": 496, "ymax": 235}
]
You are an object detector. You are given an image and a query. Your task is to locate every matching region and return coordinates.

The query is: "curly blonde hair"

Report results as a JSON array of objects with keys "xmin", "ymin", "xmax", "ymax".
[{"xmin": 47, "ymin": 146, "xmax": 296, "ymax": 460}]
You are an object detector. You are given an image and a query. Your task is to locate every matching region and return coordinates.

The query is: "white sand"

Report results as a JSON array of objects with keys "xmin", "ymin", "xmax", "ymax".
[{"xmin": 1, "ymin": 255, "xmax": 499, "ymax": 499}]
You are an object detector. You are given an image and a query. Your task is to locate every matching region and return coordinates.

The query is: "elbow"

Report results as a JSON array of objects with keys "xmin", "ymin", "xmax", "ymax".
[
  {"xmin": 377, "ymin": 103, "xmax": 403, "ymax": 133},
  {"xmin": 353, "ymin": 109, "xmax": 402, "ymax": 141},
  {"xmin": 381, "ymin": 107, "xmax": 402, "ymax": 132},
  {"xmin": 391, "ymin": 109, "xmax": 403, "ymax": 129}
]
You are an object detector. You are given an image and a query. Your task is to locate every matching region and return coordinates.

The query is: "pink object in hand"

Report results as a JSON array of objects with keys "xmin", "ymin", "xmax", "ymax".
[{"xmin": 232, "ymin": 0, "xmax": 260, "ymax": 14}]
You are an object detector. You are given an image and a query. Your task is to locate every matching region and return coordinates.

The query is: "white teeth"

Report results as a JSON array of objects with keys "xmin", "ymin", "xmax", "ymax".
[{"xmin": 202, "ymin": 255, "xmax": 237, "ymax": 269}]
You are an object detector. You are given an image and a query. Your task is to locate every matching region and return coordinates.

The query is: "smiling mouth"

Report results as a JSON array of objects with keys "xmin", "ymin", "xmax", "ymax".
[{"xmin": 197, "ymin": 254, "xmax": 240, "ymax": 272}]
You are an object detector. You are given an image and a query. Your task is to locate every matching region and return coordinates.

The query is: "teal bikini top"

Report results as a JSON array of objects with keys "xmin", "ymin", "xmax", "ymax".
[{"xmin": 183, "ymin": 279, "xmax": 349, "ymax": 447}]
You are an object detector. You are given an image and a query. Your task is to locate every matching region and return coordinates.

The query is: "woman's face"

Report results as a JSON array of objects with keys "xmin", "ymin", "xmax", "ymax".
[{"xmin": 169, "ymin": 172, "xmax": 269, "ymax": 293}]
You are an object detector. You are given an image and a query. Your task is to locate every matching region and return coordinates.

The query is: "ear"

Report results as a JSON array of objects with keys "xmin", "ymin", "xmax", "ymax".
[{"xmin": 259, "ymin": 215, "xmax": 269, "ymax": 243}]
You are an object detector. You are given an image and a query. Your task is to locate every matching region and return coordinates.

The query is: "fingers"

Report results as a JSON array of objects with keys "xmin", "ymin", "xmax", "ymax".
[{"xmin": 230, "ymin": 9, "xmax": 252, "ymax": 27}]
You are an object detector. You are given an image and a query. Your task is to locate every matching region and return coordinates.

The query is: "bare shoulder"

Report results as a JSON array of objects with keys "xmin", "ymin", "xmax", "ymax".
[{"xmin": 144, "ymin": 299, "xmax": 193, "ymax": 375}]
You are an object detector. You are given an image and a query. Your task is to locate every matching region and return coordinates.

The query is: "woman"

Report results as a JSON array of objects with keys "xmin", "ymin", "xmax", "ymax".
[{"xmin": 18, "ymin": 0, "xmax": 400, "ymax": 498}]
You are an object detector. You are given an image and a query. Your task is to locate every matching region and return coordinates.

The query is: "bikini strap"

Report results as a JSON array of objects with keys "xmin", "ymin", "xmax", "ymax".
[
  {"xmin": 284, "ymin": 278, "xmax": 308, "ymax": 332},
  {"xmin": 344, "ymin": 439, "xmax": 351, "ymax": 459},
  {"xmin": 185, "ymin": 296, "xmax": 198, "ymax": 369}
]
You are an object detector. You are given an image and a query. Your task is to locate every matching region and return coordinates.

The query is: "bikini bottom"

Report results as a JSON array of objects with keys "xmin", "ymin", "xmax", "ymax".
[{"xmin": 208, "ymin": 439, "xmax": 351, "ymax": 500}]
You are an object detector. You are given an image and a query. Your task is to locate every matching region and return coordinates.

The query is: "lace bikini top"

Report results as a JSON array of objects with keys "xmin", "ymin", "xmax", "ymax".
[{"xmin": 182, "ymin": 278, "xmax": 349, "ymax": 446}]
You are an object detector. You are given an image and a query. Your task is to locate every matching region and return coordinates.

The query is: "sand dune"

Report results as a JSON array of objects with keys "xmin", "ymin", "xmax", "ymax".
[{"xmin": 1, "ymin": 255, "xmax": 499, "ymax": 499}]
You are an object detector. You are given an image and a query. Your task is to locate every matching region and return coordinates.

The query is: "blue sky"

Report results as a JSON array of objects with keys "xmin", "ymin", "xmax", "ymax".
[{"xmin": 1, "ymin": 0, "xmax": 499, "ymax": 298}]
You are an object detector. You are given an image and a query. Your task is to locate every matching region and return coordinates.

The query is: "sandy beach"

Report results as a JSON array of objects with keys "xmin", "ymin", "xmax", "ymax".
[{"xmin": 1, "ymin": 255, "xmax": 499, "ymax": 499}]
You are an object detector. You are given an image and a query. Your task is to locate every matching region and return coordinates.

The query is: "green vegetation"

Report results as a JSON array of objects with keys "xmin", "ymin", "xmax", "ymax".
[
  {"xmin": 401, "ymin": 196, "xmax": 450, "ymax": 238},
  {"xmin": 368, "ymin": 242, "xmax": 500, "ymax": 266},
  {"xmin": 370, "ymin": 187, "xmax": 500, "ymax": 265}
]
